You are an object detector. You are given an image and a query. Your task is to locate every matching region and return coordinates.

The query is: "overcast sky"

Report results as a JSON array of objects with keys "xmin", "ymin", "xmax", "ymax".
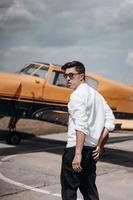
[{"xmin": 0, "ymin": 0, "xmax": 133, "ymax": 84}]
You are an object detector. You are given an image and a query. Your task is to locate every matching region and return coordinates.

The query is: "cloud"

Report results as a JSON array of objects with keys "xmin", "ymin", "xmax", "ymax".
[
  {"xmin": 0, "ymin": 0, "xmax": 35, "ymax": 36},
  {"xmin": 127, "ymin": 51, "xmax": 133, "ymax": 67},
  {"xmin": 0, "ymin": 0, "xmax": 133, "ymax": 83},
  {"xmin": 0, "ymin": 0, "xmax": 14, "ymax": 9},
  {"xmin": 0, "ymin": 44, "xmax": 125, "ymax": 72},
  {"xmin": 1, "ymin": 0, "xmax": 133, "ymax": 48}
]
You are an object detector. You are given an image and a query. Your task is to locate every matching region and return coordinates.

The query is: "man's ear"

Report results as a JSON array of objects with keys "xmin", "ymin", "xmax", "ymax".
[{"xmin": 80, "ymin": 73, "xmax": 84, "ymax": 81}]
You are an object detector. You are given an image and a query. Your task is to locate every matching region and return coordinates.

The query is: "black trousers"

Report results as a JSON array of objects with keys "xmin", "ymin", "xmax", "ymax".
[{"xmin": 61, "ymin": 146, "xmax": 99, "ymax": 200}]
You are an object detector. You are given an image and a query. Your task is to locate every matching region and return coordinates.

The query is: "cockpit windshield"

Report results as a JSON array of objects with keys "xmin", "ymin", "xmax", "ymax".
[{"xmin": 19, "ymin": 63, "xmax": 49, "ymax": 78}]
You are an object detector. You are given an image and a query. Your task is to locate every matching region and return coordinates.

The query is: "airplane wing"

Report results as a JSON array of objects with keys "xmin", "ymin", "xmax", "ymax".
[{"xmin": 116, "ymin": 119, "xmax": 133, "ymax": 130}]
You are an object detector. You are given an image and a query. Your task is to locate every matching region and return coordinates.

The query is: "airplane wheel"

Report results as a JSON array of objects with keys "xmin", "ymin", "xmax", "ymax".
[{"xmin": 6, "ymin": 133, "xmax": 21, "ymax": 145}]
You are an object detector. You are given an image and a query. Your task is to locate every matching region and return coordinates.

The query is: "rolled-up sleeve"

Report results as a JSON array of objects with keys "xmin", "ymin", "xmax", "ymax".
[
  {"xmin": 68, "ymin": 93, "xmax": 89, "ymax": 135},
  {"xmin": 103, "ymin": 100, "xmax": 115, "ymax": 131}
]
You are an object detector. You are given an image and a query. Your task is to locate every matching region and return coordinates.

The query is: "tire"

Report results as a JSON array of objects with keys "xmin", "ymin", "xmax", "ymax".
[{"xmin": 6, "ymin": 132, "xmax": 21, "ymax": 145}]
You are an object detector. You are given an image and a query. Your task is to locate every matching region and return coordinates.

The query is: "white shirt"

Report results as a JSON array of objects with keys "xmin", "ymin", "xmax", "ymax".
[{"xmin": 67, "ymin": 83, "xmax": 115, "ymax": 148}]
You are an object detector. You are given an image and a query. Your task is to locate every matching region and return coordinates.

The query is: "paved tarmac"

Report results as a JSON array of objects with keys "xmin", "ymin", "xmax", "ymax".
[{"xmin": 0, "ymin": 130, "xmax": 133, "ymax": 200}]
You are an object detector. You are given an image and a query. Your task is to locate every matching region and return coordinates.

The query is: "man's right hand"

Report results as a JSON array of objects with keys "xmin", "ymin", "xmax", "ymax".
[{"xmin": 72, "ymin": 153, "xmax": 82, "ymax": 172}]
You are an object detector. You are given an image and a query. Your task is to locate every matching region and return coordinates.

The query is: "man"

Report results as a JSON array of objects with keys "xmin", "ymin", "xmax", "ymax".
[{"xmin": 60, "ymin": 61, "xmax": 115, "ymax": 200}]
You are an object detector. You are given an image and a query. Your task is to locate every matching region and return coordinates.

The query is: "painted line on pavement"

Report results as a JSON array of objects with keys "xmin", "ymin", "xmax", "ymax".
[{"xmin": 0, "ymin": 149, "xmax": 82, "ymax": 200}]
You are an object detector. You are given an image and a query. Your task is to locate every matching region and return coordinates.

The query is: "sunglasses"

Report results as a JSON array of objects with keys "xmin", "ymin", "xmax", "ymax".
[{"xmin": 64, "ymin": 72, "xmax": 80, "ymax": 79}]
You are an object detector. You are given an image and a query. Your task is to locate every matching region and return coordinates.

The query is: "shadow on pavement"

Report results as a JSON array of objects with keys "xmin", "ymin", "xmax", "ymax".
[{"xmin": 0, "ymin": 129, "xmax": 133, "ymax": 168}]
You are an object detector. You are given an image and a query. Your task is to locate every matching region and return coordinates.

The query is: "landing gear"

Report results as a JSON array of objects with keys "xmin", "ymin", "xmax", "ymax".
[
  {"xmin": 6, "ymin": 117, "xmax": 21, "ymax": 145},
  {"xmin": 8, "ymin": 117, "xmax": 19, "ymax": 130},
  {"xmin": 6, "ymin": 132, "xmax": 21, "ymax": 145}
]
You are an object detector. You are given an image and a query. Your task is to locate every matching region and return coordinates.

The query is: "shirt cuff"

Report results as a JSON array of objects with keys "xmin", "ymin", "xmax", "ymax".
[
  {"xmin": 75, "ymin": 126, "xmax": 89, "ymax": 135},
  {"xmin": 105, "ymin": 122, "xmax": 115, "ymax": 131}
]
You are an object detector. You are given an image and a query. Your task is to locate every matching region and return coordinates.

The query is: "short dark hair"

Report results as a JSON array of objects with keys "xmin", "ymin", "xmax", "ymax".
[{"xmin": 61, "ymin": 61, "xmax": 85, "ymax": 74}]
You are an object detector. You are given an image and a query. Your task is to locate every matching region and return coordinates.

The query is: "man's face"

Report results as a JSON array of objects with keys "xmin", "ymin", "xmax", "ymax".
[{"xmin": 64, "ymin": 67, "xmax": 84, "ymax": 90}]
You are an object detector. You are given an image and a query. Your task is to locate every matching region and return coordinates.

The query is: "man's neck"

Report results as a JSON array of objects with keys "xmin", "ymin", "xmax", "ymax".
[{"xmin": 74, "ymin": 80, "xmax": 85, "ymax": 90}]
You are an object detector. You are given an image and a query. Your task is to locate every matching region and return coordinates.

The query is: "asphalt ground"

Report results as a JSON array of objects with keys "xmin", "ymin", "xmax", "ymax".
[{"xmin": 0, "ymin": 129, "xmax": 133, "ymax": 200}]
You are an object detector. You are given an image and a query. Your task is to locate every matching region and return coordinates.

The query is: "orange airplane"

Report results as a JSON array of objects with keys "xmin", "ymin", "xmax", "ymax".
[{"xmin": 0, "ymin": 61, "xmax": 132, "ymax": 144}]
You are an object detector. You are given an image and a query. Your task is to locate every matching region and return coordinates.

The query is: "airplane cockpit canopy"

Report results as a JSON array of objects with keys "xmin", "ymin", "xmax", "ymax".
[{"xmin": 19, "ymin": 63, "xmax": 49, "ymax": 78}]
